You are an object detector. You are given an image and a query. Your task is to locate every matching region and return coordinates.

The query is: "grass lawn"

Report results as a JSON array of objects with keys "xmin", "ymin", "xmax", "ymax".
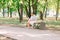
[
  {"xmin": 0, "ymin": 17, "xmax": 27, "ymax": 26},
  {"xmin": 0, "ymin": 17, "xmax": 60, "ymax": 29},
  {"xmin": 46, "ymin": 20, "xmax": 60, "ymax": 30},
  {"xmin": 46, "ymin": 20, "xmax": 60, "ymax": 26}
]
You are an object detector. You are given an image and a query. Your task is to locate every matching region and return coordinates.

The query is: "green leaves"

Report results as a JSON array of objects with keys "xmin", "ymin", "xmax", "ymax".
[
  {"xmin": 0, "ymin": 0, "xmax": 60, "ymax": 14},
  {"xmin": 13, "ymin": 0, "xmax": 17, "ymax": 2}
]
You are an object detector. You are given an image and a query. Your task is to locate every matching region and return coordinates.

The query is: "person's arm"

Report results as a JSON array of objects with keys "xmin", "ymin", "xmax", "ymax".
[
  {"xmin": 28, "ymin": 18, "xmax": 31, "ymax": 22},
  {"xmin": 28, "ymin": 16, "xmax": 32, "ymax": 22}
]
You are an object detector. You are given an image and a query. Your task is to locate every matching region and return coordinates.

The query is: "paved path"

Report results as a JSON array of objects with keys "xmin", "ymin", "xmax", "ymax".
[{"xmin": 0, "ymin": 26, "xmax": 60, "ymax": 40}]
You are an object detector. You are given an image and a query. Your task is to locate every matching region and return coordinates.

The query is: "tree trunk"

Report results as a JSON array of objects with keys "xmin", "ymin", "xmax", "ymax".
[
  {"xmin": 28, "ymin": 0, "xmax": 31, "ymax": 18},
  {"xmin": 45, "ymin": 7, "xmax": 47, "ymax": 18},
  {"xmin": 17, "ymin": 2, "xmax": 21, "ymax": 22},
  {"xmin": 18, "ymin": 8, "xmax": 21, "ymax": 22},
  {"xmin": 20, "ymin": 4, "xmax": 23, "ymax": 22},
  {"xmin": 45, "ymin": 0, "xmax": 48, "ymax": 18},
  {"xmin": 43, "ymin": 5, "xmax": 45, "ymax": 19},
  {"xmin": 25, "ymin": 6, "xmax": 29, "ymax": 17},
  {"xmin": 7, "ymin": 6, "xmax": 10, "ymax": 17},
  {"xmin": 2, "ymin": 0, "xmax": 5, "ymax": 18},
  {"xmin": 17, "ymin": 2, "xmax": 23, "ymax": 22},
  {"xmin": 32, "ymin": 0, "xmax": 38, "ymax": 15},
  {"xmin": 56, "ymin": 0, "xmax": 59, "ymax": 20},
  {"xmin": 10, "ymin": 9, "xmax": 12, "ymax": 18},
  {"xmin": 43, "ymin": 4, "xmax": 46, "ymax": 14},
  {"xmin": 10, "ymin": 12, "xmax": 12, "ymax": 18},
  {"xmin": 10, "ymin": 8, "xmax": 12, "ymax": 18},
  {"xmin": 40, "ymin": 11, "xmax": 43, "ymax": 20},
  {"xmin": 3, "ymin": 8, "xmax": 5, "ymax": 17}
]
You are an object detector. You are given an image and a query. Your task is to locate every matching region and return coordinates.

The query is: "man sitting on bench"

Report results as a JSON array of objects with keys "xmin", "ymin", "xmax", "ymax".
[{"xmin": 26, "ymin": 13, "xmax": 37, "ymax": 28}]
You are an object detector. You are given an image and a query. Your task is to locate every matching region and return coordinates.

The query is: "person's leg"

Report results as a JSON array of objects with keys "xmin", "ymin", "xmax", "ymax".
[{"xmin": 26, "ymin": 22, "xmax": 30, "ymax": 28}]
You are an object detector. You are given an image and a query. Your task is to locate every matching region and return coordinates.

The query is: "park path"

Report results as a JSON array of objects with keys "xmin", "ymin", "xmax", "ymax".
[{"xmin": 0, "ymin": 26, "xmax": 60, "ymax": 40}]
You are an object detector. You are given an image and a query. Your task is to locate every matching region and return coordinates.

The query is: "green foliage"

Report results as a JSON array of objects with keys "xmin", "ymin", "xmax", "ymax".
[
  {"xmin": 46, "ymin": 20, "xmax": 60, "ymax": 25},
  {"xmin": 0, "ymin": 17, "xmax": 20, "ymax": 24},
  {"xmin": 0, "ymin": 0, "xmax": 60, "ymax": 17}
]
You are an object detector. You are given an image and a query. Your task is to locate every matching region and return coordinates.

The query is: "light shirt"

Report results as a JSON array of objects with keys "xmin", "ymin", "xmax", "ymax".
[
  {"xmin": 28, "ymin": 15, "xmax": 37, "ymax": 25},
  {"xmin": 29, "ymin": 15, "xmax": 37, "ymax": 21}
]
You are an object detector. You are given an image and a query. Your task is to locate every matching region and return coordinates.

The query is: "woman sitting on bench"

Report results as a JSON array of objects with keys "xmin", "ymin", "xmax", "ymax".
[{"xmin": 26, "ymin": 13, "xmax": 37, "ymax": 28}]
